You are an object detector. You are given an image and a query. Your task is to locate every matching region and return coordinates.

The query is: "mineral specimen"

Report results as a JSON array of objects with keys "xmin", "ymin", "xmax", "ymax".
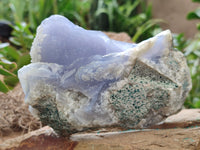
[{"xmin": 18, "ymin": 15, "xmax": 192, "ymax": 136}]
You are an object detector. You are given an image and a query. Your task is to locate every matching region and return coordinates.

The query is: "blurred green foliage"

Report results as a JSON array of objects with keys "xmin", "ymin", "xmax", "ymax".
[
  {"xmin": 0, "ymin": 0, "xmax": 160, "ymax": 40},
  {"xmin": 0, "ymin": 0, "xmax": 91, "ymax": 30},
  {"xmin": 173, "ymin": 0, "xmax": 200, "ymax": 108},
  {"xmin": 174, "ymin": 33, "xmax": 200, "ymax": 108},
  {"xmin": 0, "ymin": 22, "xmax": 32, "ymax": 92},
  {"xmin": 89, "ymin": 0, "xmax": 162, "ymax": 42}
]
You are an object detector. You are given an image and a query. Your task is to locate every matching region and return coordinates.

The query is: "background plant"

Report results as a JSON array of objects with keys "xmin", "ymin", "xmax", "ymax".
[
  {"xmin": 0, "ymin": 23, "xmax": 33, "ymax": 92},
  {"xmin": 173, "ymin": 0, "xmax": 200, "ymax": 108},
  {"xmin": 89, "ymin": 0, "xmax": 162, "ymax": 42}
]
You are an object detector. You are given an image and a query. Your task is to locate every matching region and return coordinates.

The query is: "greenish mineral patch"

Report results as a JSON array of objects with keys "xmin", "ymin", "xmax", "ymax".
[
  {"xmin": 110, "ymin": 83, "xmax": 148, "ymax": 128},
  {"xmin": 109, "ymin": 59, "xmax": 179, "ymax": 128},
  {"xmin": 33, "ymin": 96, "xmax": 75, "ymax": 136}
]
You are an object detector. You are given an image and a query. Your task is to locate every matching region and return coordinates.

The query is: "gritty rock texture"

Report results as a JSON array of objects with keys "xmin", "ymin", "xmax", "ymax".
[{"xmin": 18, "ymin": 15, "xmax": 192, "ymax": 136}]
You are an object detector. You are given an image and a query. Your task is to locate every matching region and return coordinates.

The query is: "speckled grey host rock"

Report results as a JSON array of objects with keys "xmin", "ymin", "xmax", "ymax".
[{"xmin": 18, "ymin": 15, "xmax": 192, "ymax": 136}]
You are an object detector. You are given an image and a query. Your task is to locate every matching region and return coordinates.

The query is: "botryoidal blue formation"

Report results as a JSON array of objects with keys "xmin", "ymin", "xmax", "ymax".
[{"xmin": 18, "ymin": 15, "xmax": 192, "ymax": 136}]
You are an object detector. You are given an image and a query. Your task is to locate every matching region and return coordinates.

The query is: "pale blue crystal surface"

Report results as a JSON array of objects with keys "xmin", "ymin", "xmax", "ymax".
[{"xmin": 33, "ymin": 15, "xmax": 136, "ymax": 65}]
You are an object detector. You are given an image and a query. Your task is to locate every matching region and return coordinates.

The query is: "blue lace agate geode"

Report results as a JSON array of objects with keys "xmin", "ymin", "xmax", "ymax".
[{"xmin": 18, "ymin": 15, "xmax": 192, "ymax": 136}]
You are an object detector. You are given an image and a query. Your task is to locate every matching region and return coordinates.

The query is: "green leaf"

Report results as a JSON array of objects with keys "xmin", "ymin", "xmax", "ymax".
[
  {"xmin": 9, "ymin": 37, "xmax": 21, "ymax": 46},
  {"xmin": 0, "ymin": 80, "xmax": 9, "ymax": 93},
  {"xmin": 4, "ymin": 76, "xmax": 19, "ymax": 87},
  {"xmin": 3, "ymin": 46, "xmax": 20, "ymax": 61},
  {"xmin": 132, "ymin": 19, "xmax": 163, "ymax": 42},
  {"xmin": 0, "ymin": 61, "xmax": 17, "ymax": 70},
  {"xmin": 0, "ymin": 67, "xmax": 16, "ymax": 77},
  {"xmin": 9, "ymin": 0, "xmax": 27, "ymax": 23},
  {"xmin": 191, "ymin": 59, "xmax": 199, "ymax": 75},
  {"xmin": 194, "ymin": 97, "xmax": 200, "ymax": 108},
  {"xmin": 0, "ymin": 43, "xmax": 9, "ymax": 49},
  {"xmin": 194, "ymin": 50, "xmax": 200, "ymax": 57},
  {"xmin": 173, "ymin": 33, "xmax": 188, "ymax": 51},
  {"xmin": 145, "ymin": 3, "xmax": 152, "ymax": 19},
  {"xmin": 17, "ymin": 54, "xmax": 31, "ymax": 69},
  {"xmin": 187, "ymin": 8, "xmax": 200, "ymax": 20},
  {"xmin": 95, "ymin": 8, "xmax": 108, "ymax": 17},
  {"xmin": 192, "ymin": 0, "xmax": 200, "ymax": 3},
  {"xmin": 197, "ymin": 23, "xmax": 200, "ymax": 30}
]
